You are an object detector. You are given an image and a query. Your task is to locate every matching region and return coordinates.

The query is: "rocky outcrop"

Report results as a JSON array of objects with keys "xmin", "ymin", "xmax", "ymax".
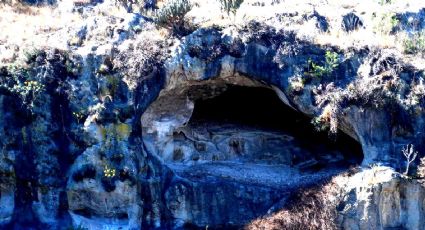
[
  {"xmin": 0, "ymin": 1, "xmax": 425, "ymax": 229},
  {"xmin": 246, "ymin": 166, "xmax": 425, "ymax": 230},
  {"xmin": 337, "ymin": 167, "xmax": 425, "ymax": 230}
]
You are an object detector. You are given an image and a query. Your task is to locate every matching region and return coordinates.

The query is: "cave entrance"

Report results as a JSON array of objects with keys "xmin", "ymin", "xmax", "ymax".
[
  {"xmin": 142, "ymin": 83, "xmax": 364, "ymax": 228},
  {"xmin": 181, "ymin": 85, "xmax": 363, "ymax": 170}
]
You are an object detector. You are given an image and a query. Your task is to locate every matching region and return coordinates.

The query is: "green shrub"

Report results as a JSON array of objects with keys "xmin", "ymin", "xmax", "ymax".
[
  {"xmin": 308, "ymin": 51, "xmax": 340, "ymax": 79},
  {"xmin": 153, "ymin": 0, "xmax": 192, "ymax": 34},
  {"xmin": 218, "ymin": 0, "xmax": 244, "ymax": 16},
  {"xmin": 403, "ymin": 32, "xmax": 425, "ymax": 56}
]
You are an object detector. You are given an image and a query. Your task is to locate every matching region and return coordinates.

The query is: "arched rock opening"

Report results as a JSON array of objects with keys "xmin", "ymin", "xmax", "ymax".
[
  {"xmin": 143, "ymin": 83, "xmax": 363, "ymax": 170},
  {"xmin": 141, "ymin": 80, "xmax": 363, "ymax": 228}
]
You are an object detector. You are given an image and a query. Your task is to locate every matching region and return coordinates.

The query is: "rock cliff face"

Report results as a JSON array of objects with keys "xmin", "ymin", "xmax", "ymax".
[
  {"xmin": 337, "ymin": 166, "xmax": 425, "ymax": 230},
  {"xmin": 1, "ymin": 0, "xmax": 425, "ymax": 229}
]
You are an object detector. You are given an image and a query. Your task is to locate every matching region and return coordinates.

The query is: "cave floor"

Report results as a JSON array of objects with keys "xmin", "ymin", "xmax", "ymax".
[{"xmin": 169, "ymin": 162, "xmax": 345, "ymax": 190}]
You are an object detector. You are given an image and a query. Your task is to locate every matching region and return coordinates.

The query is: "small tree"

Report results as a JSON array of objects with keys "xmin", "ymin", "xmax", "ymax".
[{"xmin": 402, "ymin": 144, "xmax": 418, "ymax": 175}]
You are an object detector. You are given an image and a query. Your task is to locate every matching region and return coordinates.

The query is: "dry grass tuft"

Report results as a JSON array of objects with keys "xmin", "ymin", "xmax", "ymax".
[
  {"xmin": 245, "ymin": 177, "xmax": 344, "ymax": 230},
  {"xmin": 113, "ymin": 30, "xmax": 169, "ymax": 89}
]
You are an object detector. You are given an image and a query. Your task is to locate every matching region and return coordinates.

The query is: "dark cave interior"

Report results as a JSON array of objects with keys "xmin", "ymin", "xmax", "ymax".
[{"xmin": 188, "ymin": 85, "xmax": 363, "ymax": 169}]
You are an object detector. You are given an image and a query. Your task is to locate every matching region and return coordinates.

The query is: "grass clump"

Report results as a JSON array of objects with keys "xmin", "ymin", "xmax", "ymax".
[{"xmin": 246, "ymin": 179, "xmax": 340, "ymax": 230}]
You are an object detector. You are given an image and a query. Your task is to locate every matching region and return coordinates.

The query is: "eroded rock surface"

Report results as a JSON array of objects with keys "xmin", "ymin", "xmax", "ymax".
[{"xmin": 337, "ymin": 167, "xmax": 425, "ymax": 230}]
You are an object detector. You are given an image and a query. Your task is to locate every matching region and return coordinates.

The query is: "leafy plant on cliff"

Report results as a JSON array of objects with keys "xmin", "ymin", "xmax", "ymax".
[
  {"xmin": 218, "ymin": 0, "xmax": 244, "ymax": 16},
  {"xmin": 308, "ymin": 51, "xmax": 340, "ymax": 79},
  {"xmin": 103, "ymin": 164, "xmax": 116, "ymax": 178},
  {"xmin": 1, "ymin": 65, "xmax": 45, "ymax": 110},
  {"xmin": 101, "ymin": 164, "xmax": 118, "ymax": 192},
  {"xmin": 153, "ymin": 0, "xmax": 192, "ymax": 34}
]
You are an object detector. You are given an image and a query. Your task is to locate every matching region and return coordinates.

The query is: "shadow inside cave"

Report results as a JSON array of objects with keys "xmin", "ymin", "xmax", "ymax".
[{"xmin": 175, "ymin": 85, "xmax": 363, "ymax": 171}]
